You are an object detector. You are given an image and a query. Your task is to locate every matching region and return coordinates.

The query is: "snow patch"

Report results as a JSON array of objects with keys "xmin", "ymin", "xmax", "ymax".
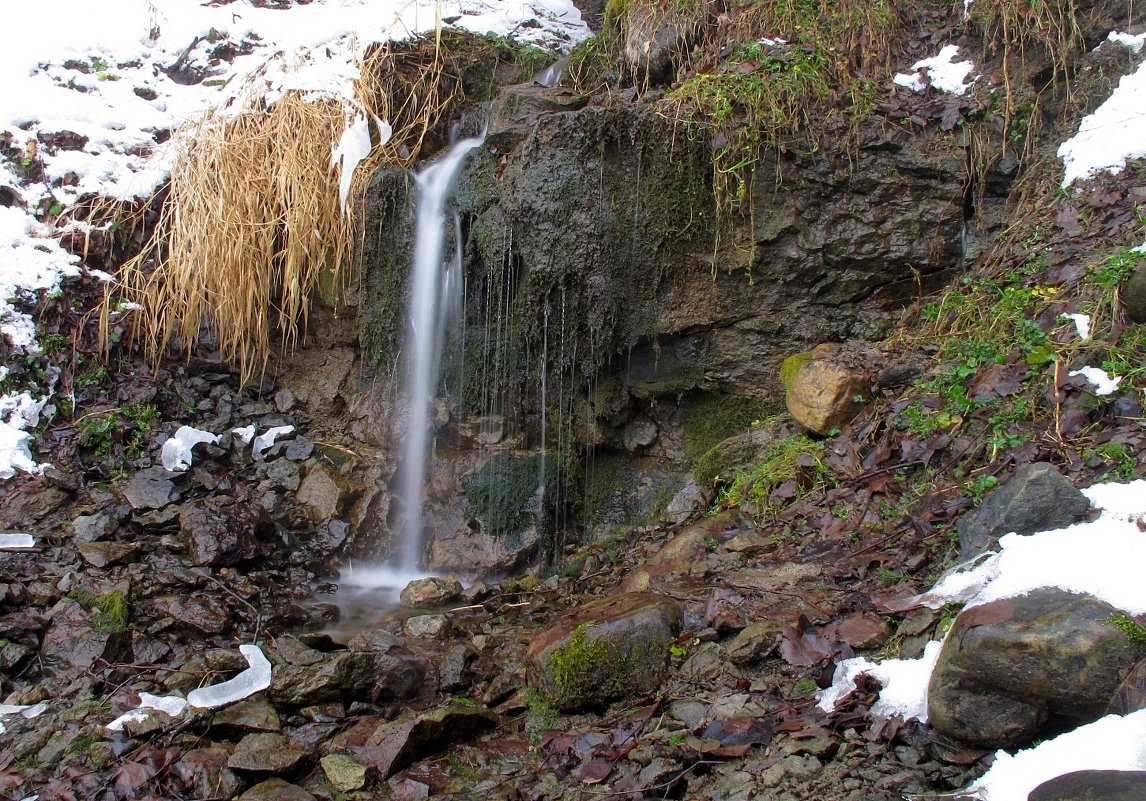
[
  {"xmin": 1059, "ymin": 312, "xmax": 1091, "ymax": 340},
  {"xmin": 1069, "ymin": 366, "xmax": 1122, "ymax": 395},
  {"xmin": 969, "ymin": 710, "xmax": 1146, "ymax": 800},
  {"xmin": 1059, "ymin": 59, "xmax": 1146, "ymax": 186},
  {"xmin": 818, "ymin": 640, "xmax": 943, "ymax": 721},
  {"xmin": 1107, "ymin": 30, "xmax": 1146, "ymax": 53},
  {"xmin": 894, "ymin": 45, "xmax": 976, "ymax": 96},
  {"xmin": 0, "ymin": 391, "xmax": 50, "ymax": 479}
]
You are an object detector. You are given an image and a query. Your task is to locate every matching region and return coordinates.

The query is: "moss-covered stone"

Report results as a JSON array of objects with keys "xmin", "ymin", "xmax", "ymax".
[
  {"xmin": 67, "ymin": 587, "xmax": 129, "ymax": 633},
  {"xmin": 525, "ymin": 592, "xmax": 682, "ymax": 711},
  {"xmin": 464, "ymin": 452, "xmax": 557, "ymax": 538},
  {"xmin": 682, "ymin": 392, "xmax": 774, "ymax": 463}
]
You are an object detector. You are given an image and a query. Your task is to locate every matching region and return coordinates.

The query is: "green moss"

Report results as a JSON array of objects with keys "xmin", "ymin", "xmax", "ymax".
[
  {"xmin": 547, "ymin": 621, "xmax": 621, "ymax": 709},
  {"xmin": 682, "ymin": 393, "xmax": 773, "ymax": 462},
  {"xmin": 464, "ymin": 452, "xmax": 556, "ymax": 538},
  {"xmin": 68, "ymin": 588, "xmax": 129, "ymax": 633},
  {"xmin": 779, "ymin": 352, "xmax": 813, "ymax": 391},
  {"xmin": 1107, "ymin": 614, "xmax": 1146, "ymax": 647}
]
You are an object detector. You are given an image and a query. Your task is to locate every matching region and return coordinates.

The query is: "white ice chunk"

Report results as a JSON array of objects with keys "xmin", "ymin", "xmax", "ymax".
[
  {"xmin": 106, "ymin": 708, "xmax": 151, "ymax": 732},
  {"xmin": 187, "ymin": 644, "xmax": 272, "ymax": 709},
  {"xmin": 0, "ymin": 391, "xmax": 51, "ymax": 480},
  {"xmin": 0, "ymin": 532, "xmax": 36, "ymax": 549},
  {"xmin": 1059, "ymin": 312, "xmax": 1091, "ymax": 340},
  {"xmin": 1069, "ymin": 366, "xmax": 1122, "ymax": 395},
  {"xmin": 0, "ymin": 701, "xmax": 48, "ymax": 718},
  {"xmin": 251, "ymin": 425, "xmax": 294, "ymax": 459},
  {"xmin": 160, "ymin": 425, "xmax": 221, "ymax": 472},
  {"xmin": 969, "ymin": 710, "xmax": 1146, "ymax": 800},
  {"xmin": 894, "ymin": 45, "xmax": 975, "ymax": 96},
  {"xmin": 138, "ymin": 692, "xmax": 188, "ymax": 718},
  {"xmin": 232, "ymin": 424, "xmax": 256, "ymax": 445},
  {"xmin": 331, "ymin": 112, "xmax": 373, "ymax": 211}
]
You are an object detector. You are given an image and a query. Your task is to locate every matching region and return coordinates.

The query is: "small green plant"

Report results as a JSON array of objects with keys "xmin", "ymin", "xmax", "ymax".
[
  {"xmin": 1107, "ymin": 614, "xmax": 1146, "ymax": 647},
  {"xmin": 965, "ymin": 473, "xmax": 1000, "ymax": 500},
  {"xmin": 522, "ymin": 686, "xmax": 560, "ymax": 729},
  {"xmin": 446, "ymin": 755, "xmax": 476, "ymax": 780},
  {"xmin": 68, "ymin": 587, "xmax": 129, "ymax": 633},
  {"xmin": 712, "ymin": 434, "xmax": 832, "ymax": 520}
]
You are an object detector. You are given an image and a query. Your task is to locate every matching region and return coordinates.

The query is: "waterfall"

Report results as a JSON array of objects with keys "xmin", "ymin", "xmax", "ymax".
[{"xmin": 393, "ymin": 133, "xmax": 485, "ymax": 570}]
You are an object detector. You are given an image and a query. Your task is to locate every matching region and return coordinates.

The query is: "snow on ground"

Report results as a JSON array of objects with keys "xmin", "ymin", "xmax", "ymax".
[
  {"xmin": 0, "ymin": 0, "xmax": 588, "ymax": 479},
  {"xmin": 1059, "ymin": 51, "xmax": 1146, "ymax": 186},
  {"xmin": 893, "ymin": 45, "xmax": 976, "ymax": 95},
  {"xmin": 820, "ymin": 479, "xmax": 1146, "ymax": 800}
]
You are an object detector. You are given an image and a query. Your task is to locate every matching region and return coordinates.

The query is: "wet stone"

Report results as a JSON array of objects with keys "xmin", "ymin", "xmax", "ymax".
[
  {"xmin": 404, "ymin": 613, "xmax": 450, "ymax": 639},
  {"xmin": 238, "ymin": 778, "xmax": 317, "ymax": 801},
  {"xmin": 77, "ymin": 540, "xmax": 137, "ymax": 568},
  {"xmin": 149, "ymin": 594, "xmax": 230, "ymax": 634},
  {"xmin": 73, "ymin": 511, "xmax": 117, "ymax": 542},
  {"xmin": 173, "ymin": 745, "xmax": 243, "ymax": 800},
  {"xmin": 122, "ymin": 467, "xmax": 180, "ymax": 510},
  {"xmin": 320, "ymin": 753, "xmax": 373, "ymax": 792},
  {"xmin": 212, "ymin": 697, "xmax": 281, "ymax": 731},
  {"xmin": 1029, "ymin": 770, "xmax": 1146, "ymax": 801},
  {"xmin": 228, "ymin": 732, "xmax": 308, "ymax": 773},
  {"xmin": 286, "ymin": 435, "xmax": 314, "ymax": 461},
  {"xmin": 400, "ymin": 576, "xmax": 464, "ymax": 607}
]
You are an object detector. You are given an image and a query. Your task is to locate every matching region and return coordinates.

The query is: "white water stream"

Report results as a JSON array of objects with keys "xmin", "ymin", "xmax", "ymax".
[{"xmin": 392, "ymin": 133, "xmax": 485, "ymax": 571}]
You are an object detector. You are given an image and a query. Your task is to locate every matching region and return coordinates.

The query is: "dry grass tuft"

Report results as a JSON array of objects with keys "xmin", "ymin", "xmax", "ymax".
[{"xmin": 108, "ymin": 36, "xmax": 467, "ymax": 385}]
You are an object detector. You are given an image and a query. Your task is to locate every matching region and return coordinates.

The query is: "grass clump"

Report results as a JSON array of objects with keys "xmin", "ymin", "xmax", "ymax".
[
  {"xmin": 712, "ymin": 434, "xmax": 831, "ymax": 520},
  {"xmin": 68, "ymin": 588, "xmax": 129, "ymax": 633}
]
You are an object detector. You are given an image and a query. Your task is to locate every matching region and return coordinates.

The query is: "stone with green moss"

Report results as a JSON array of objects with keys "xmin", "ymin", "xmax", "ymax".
[{"xmin": 525, "ymin": 592, "xmax": 682, "ymax": 711}]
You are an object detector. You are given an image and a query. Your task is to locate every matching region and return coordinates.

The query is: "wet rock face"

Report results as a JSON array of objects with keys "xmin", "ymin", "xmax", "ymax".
[
  {"xmin": 525, "ymin": 592, "xmax": 683, "ymax": 711},
  {"xmin": 181, "ymin": 498, "xmax": 261, "ymax": 567},
  {"xmin": 927, "ymin": 589, "xmax": 1143, "ymax": 749},
  {"xmin": 956, "ymin": 462, "xmax": 1092, "ymax": 559}
]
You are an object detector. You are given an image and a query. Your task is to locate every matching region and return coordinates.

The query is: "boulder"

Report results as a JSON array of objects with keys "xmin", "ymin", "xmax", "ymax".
[
  {"xmin": 404, "ymin": 614, "xmax": 450, "ymax": 639},
  {"xmin": 957, "ymin": 462, "xmax": 1091, "ymax": 559},
  {"xmin": 1029, "ymin": 770, "xmax": 1146, "ymax": 801},
  {"xmin": 1121, "ymin": 262, "xmax": 1146, "ymax": 324},
  {"xmin": 212, "ymin": 697, "xmax": 281, "ymax": 732},
  {"xmin": 783, "ymin": 344, "xmax": 868, "ymax": 436},
  {"xmin": 296, "ymin": 465, "xmax": 347, "ymax": 522},
  {"xmin": 399, "ymin": 576, "xmax": 463, "ymax": 608},
  {"xmin": 40, "ymin": 599, "xmax": 132, "ymax": 669},
  {"xmin": 927, "ymin": 589, "xmax": 1143, "ymax": 749},
  {"xmin": 73, "ymin": 511, "xmax": 118, "ymax": 542},
  {"xmin": 526, "ymin": 592, "xmax": 683, "ymax": 711},
  {"xmin": 270, "ymin": 650, "xmax": 425, "ymax": 705}
]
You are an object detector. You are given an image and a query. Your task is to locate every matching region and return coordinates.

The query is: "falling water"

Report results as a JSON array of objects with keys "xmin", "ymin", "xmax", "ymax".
[{"xmin": 393, "ymin": 133, "xmax": 485, "ymax": 570}]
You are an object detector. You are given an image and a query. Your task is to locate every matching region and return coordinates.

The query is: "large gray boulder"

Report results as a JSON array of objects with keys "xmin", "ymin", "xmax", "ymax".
[
  {"xmin": 957, "ymin": 463, "xmax": 1091, "ymax": 559},
  {"xmin": 928, "ymin": 589, "xmax": 1144, "ymax": 749},
  {"xmin": 1029, "ymin": 770, "xmax": 1146, "ymax": 801}
]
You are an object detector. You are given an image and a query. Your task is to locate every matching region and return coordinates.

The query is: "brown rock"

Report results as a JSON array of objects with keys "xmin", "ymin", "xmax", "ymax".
[{"xmin": 784, "ymin": 343, "xmax": 869, "ymax": 435}]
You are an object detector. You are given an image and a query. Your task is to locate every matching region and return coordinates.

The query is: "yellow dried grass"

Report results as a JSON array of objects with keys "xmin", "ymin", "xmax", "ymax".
[{"xmin": 108, "ymin": 36, "xmax": 462, "ymax": 386}]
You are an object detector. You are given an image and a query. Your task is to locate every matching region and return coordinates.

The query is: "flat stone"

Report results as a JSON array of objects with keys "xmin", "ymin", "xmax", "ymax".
[
  {"xmin": 180, "ymin": 498, "xmax": 257, "ymax": 567},
  {"xmin": 173, "ymin": 745, "xmax": 242, "ymax": 800},
  {"xmin": 238, "ymin": 778, "xmax": 316, "ymax": 801},
  {"xmin": 400, "ymin": 576, "xmax": 463, "ymax": 608},
  {"xmin": 122, "ymin": 467, "xmax": 180, "ymax": 510},
  {"xmin": 149, "ymin": 594, "xmax": 230, "ymax": 634},
  {"xmin": 404, "ymin": 614, "xmax": 450, "ymax": 639},
  {"xmin": 526, "ymin": 592, "xmax": 683, "ymax": 711},
  {"xmin": 320, "ymin": 753, "xmax": 373, "ymax": 792},
  {"xmin": 354, "ymin": 706, "xmax": 501, "ymax": 777},
  {"xmin": 227, "ymin": 732, "xmax": 308, "ymax": 773},
  {"xmin": 286, "ymin": 436, "xmax": 314, "ymax": 461},
  {"xmin": 73, "ymin": 512, "xmax": 117, "ymax": 542},
  {"xmin": 77, "ymin": 540, "xmax": 137, "ymax": 568},
  {"xmin": 270, "ymin": 650, "xmax": 425, "ymax": 705},
  {"xmin": 727, "ymin": 620, "xmax": 782, "ymax": 665},
  {"xmin": 212, "ymin": 697, "xmax": 281, "ymax": 731}
]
